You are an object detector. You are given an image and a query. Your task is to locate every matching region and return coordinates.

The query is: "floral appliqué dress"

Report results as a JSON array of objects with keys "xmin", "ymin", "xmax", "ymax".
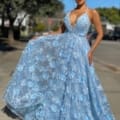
[{"xmin": 3, "ymin": 10, "xmax": 116, "ymax": 120}]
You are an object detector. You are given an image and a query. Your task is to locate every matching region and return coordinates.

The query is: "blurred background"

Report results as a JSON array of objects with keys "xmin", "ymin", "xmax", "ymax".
[
  {"xmin": 0, "ymin": 0, "xmax": 120, "ymax": 44},
  {"xmin": 0, "ymin": 0, "xmax": 120, "ymax": 119}
]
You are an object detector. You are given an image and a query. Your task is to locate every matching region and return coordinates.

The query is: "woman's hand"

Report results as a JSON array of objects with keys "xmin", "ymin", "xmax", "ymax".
[{"xmin": 88, "ymin": 50, "xmax": 93, "ymax": 65}]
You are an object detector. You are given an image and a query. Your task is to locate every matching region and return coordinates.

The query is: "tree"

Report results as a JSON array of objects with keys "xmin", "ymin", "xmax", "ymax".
[
  {"xmin": 0, "ymin": 0, "xmax": 25, "ymax": 44},
  {"xmin": 97, "ymin": 7, "xmax": 120, "ymax": 24},
  {"xmin": 0, "ymin": 0, "xmax": 64, "ymax": 45}
]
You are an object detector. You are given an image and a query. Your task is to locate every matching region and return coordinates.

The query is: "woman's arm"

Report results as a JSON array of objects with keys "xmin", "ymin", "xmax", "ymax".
[
  {"xmin": 90, "ymin": 9, "xmax": 103, "ymax": 53},
  {"xmin": 88, "ymin": 9, "xmax": 103, "ymax": 65}
]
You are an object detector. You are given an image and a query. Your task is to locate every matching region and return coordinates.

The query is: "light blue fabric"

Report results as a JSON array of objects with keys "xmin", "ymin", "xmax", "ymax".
[{"xmin": 3, "ymin": 11, "xmax": 116, "ymax": 120}]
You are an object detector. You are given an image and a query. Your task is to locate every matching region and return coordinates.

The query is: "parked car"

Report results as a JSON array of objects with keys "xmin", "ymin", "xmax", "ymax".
[
  {"xmin": 112, "ymin": 26, "xmax": 120, "ymax": 41},
  {"xmin": 87, "ymin": 31, "xmax": 97, "ymax": 46},
  {"xmin": 103, "ymin": 26, "xmax": 120, "ymax": 41}
]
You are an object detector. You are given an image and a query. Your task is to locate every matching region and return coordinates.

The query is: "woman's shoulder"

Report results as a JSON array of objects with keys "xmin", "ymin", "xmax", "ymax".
[
  {"xmin": 88, "ymin": 8, "xmax": 99, "ymax": 15},
  {"xmin": 87, "ymin": 8, "xmax": 100, "ymax": 19},
  {"xmin": 68, "ymin": 7, "xmax": 99, "ymax": 14}
]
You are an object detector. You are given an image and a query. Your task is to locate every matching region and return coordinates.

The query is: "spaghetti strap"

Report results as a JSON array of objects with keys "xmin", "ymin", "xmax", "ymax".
[{"xmin": 85, "ymin": 7, "xmax": 89, "ymax": 13}]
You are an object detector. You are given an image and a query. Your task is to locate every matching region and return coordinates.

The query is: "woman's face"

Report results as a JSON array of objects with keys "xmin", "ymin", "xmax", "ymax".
[{"xmin": 75, "ymin": 0, "xmax": 85, "ymax": 5}]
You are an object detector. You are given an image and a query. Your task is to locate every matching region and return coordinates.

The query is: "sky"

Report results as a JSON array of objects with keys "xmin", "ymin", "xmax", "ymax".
[{"xmin": 62, "ymin": 0, "xmax": 120, "ymax": 12}]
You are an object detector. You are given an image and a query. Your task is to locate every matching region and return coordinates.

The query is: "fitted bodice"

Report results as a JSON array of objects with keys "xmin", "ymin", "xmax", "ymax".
[{"xmin": 64, "ymin": 11, "xmax": 91, "ymax": 37}]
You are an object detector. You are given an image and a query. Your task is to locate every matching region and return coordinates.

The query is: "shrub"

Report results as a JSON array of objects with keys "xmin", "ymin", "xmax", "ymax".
[
  {"xmin": 51, "ymin": 23, "xmax": 59, "ymax": 31},
  {"xmin": 33, "ymin": 22, "xmax": 46, "ymax": 32}
]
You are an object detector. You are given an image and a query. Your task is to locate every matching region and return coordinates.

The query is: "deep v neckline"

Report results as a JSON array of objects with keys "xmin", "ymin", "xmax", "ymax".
[{"xmin": 68, "ymin": 8, "xmax": 88, "ymax": 28}]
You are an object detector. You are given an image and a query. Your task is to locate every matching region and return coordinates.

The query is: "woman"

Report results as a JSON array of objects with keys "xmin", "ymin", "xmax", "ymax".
[{"xmin": 2, "ymin": 0, "xmax": 116, "ymax": 120}]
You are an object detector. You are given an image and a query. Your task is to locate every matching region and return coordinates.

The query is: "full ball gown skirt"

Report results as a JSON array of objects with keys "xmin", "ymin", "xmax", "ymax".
[{"xmin": 3, "ymin": 12, "xmax": 116, "ymax": 120}]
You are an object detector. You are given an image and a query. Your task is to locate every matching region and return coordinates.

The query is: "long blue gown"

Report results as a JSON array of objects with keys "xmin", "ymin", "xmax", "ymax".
[{"xmin": 3, "ymin": 10, "xmax": 116, "ymax": 120}]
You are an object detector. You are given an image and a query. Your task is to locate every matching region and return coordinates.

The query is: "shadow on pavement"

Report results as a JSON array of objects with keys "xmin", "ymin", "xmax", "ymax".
[
  {"xmin": 0, "ymin": 38, "xmax": 28, "ymax": 52},
  {"xmin": 0, "ymin": 43, "xmax": 17, "ymax": 52},
  {"xmin": 0, "ymin": 39, "xmax": 17, "ymax": 52}
]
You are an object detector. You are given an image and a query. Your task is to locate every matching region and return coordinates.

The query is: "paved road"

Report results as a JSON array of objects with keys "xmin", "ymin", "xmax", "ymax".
[
  {"xmin": 94, "ymin": 41, "xmax": 120, "ymax": 120},
  {"xmin": 0, "ymin": 40, "xmax": 120, "ymax": 120},
  {"xmin": 94, "ymin": 40, "xmax": 120, "ymax": 67}
]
